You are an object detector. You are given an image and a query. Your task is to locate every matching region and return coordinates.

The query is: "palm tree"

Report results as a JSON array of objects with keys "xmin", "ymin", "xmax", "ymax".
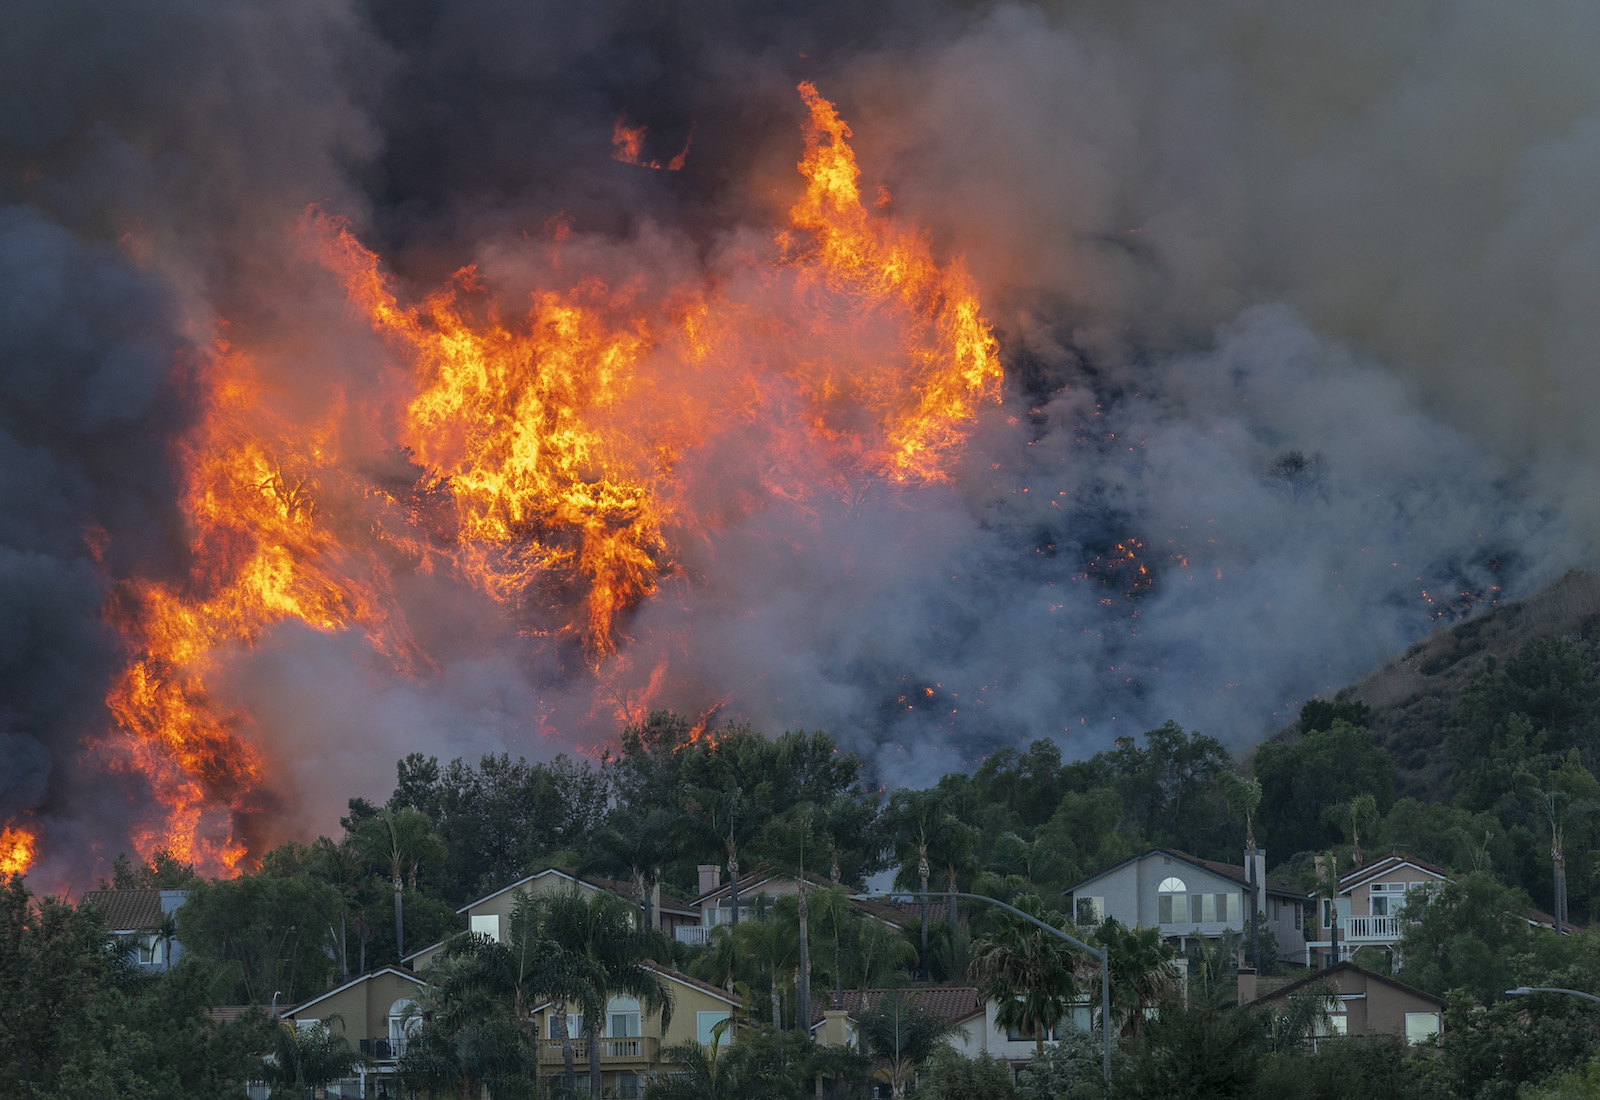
[
  {"xmin": 853, "ymin": 990, "xmax": 969, "ymax": 1100},
  {"xmin": 645, "ymin": 1022, "xmax": 735, "ymax": 1100},
  {"xmin": 684, "ymin": 787, "xmax": 760, "ymax": 927},
  {"xmin": 312, "ymin": 834, "xmax": 364, "ymax": 978},
  {"xmin": 1322, "ymin": 793, "xmax": 1378, "ymax": 869},
  {"xmin": 968, "ymin": 895, "xmax": 1079, "ymax": 1055},
  {"xmin": 1220, "ymin": 772, "xmax": 1263, "ymax": 968},
  {"xmin": 398, "ymin": 948, "xmax": 538, "ymax": 1100},
  {"xmin": 579, "ymin": 805, "xmax": 686, "ymax": 930},
  {"xmin": 1095, "ymin": 919, "xmax": 1179, "ymax": 1041},
  {"xmin": 355, "ymin": 808, "xmax": 446, "ymax": 963},
  {"xmin": 1260, "ymin": 978, "xmax": 1337, "ymax": 1053},
  {"xmin": 885, "ymin": 790, "xmax": 976, "ymax": 979},
  {"xmin": 541, "ymin": 888, "xmax": 675, "ymax": 1099},
  {"xmin": 263, "ymin": 1016, "xmax": 365, "ymax": 1096}
]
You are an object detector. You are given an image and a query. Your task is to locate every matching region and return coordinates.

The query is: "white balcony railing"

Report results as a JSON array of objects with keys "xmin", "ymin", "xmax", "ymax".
[
  {"xmin": 675, "ymin": 926, "xmax": 711, "ymax": 946},
  {"xmin": 1341, "ymin": 915, "xmax": 1402, "ymax": 941}
]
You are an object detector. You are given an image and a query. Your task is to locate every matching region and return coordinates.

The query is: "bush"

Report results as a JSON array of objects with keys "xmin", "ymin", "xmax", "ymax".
[
  {"xmin": 917, "ymin": 1047, "xmax": 1019, "ymax": 1100},
  {"xmin": 1015, "ymin": 1030, "xmax": 1113, "ymax": 1100}
]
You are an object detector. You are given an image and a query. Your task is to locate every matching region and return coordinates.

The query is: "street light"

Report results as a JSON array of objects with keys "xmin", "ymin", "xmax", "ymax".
[
  {"xmin": 1505, "ymin": 986, "xmax": 1600, "ymax": 1005},
  {"xmin": 853, "ymin": 891, "xmax": 1112, "ymax": 1097}
]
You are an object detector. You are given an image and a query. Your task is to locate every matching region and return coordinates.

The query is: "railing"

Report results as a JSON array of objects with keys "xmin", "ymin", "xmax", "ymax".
[
  {"xmin": 359, "ymin": 1036, "xmax": 408, "ymax": 1061},
  {"xmin": 1341, "ymin": 915, "xmax": 1402, "ymax": 941},
  {"xmin": 537, "ymin": 1036, "xmax": 659, "ymax": 1066},
  {"xmin": 674, "ymin": 926, "xmax": 711, "ymax": 946}
]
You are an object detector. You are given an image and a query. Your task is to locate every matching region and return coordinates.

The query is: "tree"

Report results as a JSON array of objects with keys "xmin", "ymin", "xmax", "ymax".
[
  {"xmin": 311, "ymin": 834, "xmax": 365, "ymax": 978},
  {"xmin": 398, "ymin": 944, "xmax": 538, "ymax": 1100},
  {"xmin": 918, "ymin": 1047, "xmax": 1020, "ymax": 1100},
  {"xmin": 580, "ymin": 804, "xmax": 689, "ymax": 930},
  {"xmin": 1094, "ymin": 920, "xmax": 1179, "ymax": 1041},
  {"xmin": 968, "ymin": 895, "xmax": 1080, "ymax": 1055},
  {"xmin": 540, "ymin": 888, "xmax": 674, "ymax": 1098},
  {"xmin": 262, "ymin": 1017, "xmax": 365, "ymax": 1096},
  {"xmin": 1395, "ymin": 871, "xmax": 1536, "ymax": 1002},
  {"xmin": 355, "ymin": 807, "xmax": 447, "ymax": 962},
  {"xmin": 885, "ymin": 789, "xmax": 977, "ymax": 979},
  {"xmin": 1015, "ymin": 1029, "xmax": 1114, "ymax": 1100},
  {"xmin": 1220, "ymin": 772, "xmax": 1264, "ymax": 967},
  {"xmin": 178, "ymin": 863, "xmax": 341, "ymax": 1004},
  {"xmin": 853, "ymin": 990, "xmax": 969, "ymax": 1100},
  {"xmin": 1254, "ymin": 719, "xmax": 1396, "ymax": 858},
  {"xmin": 1114, "ymin": 1002, "xmax": 1265, "ymax": 1100},
  {"xmin": 1322, "ymin": 793, "xmax": 1379, "ymax": 869}
]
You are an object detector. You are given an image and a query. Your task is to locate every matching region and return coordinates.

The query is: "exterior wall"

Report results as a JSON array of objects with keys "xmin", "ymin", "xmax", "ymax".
[
  {"xmin": 950, "ymin": 1001, "xmax": 1091, "ymax": 1064},
  {"xmin": 284, "ymin": 970, "xmax": 426, "ymax": 1046},
  {"xmin": 1073, "ymin": 855, "xmax": 1244, "ymax": 939},
  {"xmin": 1261, "ymin": 892, "xmax": 1306, "ymax": 960},
  {"xmin": 464, "ymin": 873, "xmax": 612, "ymax": 938},
  {"xmin": 1259, "ymin": 967, "xmax": 1444, "ymax": 1042}
]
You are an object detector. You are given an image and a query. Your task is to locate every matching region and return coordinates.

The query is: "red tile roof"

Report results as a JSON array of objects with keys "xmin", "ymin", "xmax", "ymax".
[
  {"xmin": 808, "ymin": 986, "xmax": 985, "ymax": 1028},
  {"xmin": 79, "ymin": 889, "xmax": 170, "ymax": 932}
]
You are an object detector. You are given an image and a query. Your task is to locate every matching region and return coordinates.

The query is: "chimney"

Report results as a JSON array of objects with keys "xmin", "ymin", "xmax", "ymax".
[
  {"xmin": 697, "ymin": 864, "xmax": 722, "ymax": 895},
  {"xmin": 1237, "ymin": 966, "xmax": 1258, "ymax": 1006}
]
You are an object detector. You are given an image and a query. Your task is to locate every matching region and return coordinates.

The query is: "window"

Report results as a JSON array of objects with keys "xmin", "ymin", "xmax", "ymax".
[
  {"xmin": 616, "ymin": 1072, "xmax": 641, "ymax": 1100},
  {"xmin": 136, "ymin": 935, "xmax": 158, "ymax": 965},
  {"xmin": 1294, "ymin": 901, "xmax": 1302, "ymax": 931},
  {"xmin": 1405, "ymin": 1012, "xmax": 1440, "ymax": 1044},
  {"xmin": 1075, "ymin": 896, "xmax": 1105, "ymax": 925},
  {"xmin": 696, "ymin": 1011, "xmax": 731, "ymax": 1046},
  {"xmin": 549, "ymin": 1013, "xmax": 583, "ymax": 1040},
  {"xmin": 469, "ymin": 913, "xmax": 501, "ymax": 942},
  {"xmin": 1158, "ymin": 877, "xmax": 1186, "ymax": 925},
  {"xmin": 608, "ymin": 996, "xmax": 641, "ymax": 1038},
  {"xmin": 1321, "ymin": 899, "xmax": 1334, "ymax": 929}
]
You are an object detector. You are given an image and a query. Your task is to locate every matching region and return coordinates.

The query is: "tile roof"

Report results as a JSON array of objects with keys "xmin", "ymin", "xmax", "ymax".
[
  {"xmin": 808, "ymin": 986, "xmax": 985, "ymax": 1029},
  {"xmin": 79, "ymin": 889, "xmax": 167, "ymax": 931},
  {"xmin": 1064, "ymin": 849, "xmax": 1307, "ymax": 899}
]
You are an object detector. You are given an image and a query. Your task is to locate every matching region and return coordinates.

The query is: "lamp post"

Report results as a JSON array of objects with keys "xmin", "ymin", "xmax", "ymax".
[
  {"xmin": 854, "ymin": 891, "xmax": 1113, "ymax": 1096},
  {"xmin": 1505, "ymin": 986, "xmax": 1600, "ymax": 1005}
]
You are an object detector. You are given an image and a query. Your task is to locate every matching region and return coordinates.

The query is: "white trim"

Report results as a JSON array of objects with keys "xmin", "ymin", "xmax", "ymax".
[
  {"xmin": 284, "ymin": 967, "xmax": 426, "ymax": 1017},
  {"xmin": 456, "ymin": 868, "xmax": 584, "ymax": 915}
]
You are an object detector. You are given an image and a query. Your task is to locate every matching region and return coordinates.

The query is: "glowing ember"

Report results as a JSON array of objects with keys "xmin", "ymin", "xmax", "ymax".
[
  {"xmin": 0, "ymin": 826, "xmax": 35, "ymax": 877},
  {"xmin": 92, "ymin": 84, "xmax": 1002, "ymax": 876},
  {"xmin": 612, "ymin": 112, "xmax": 691, "ymax": 171}
]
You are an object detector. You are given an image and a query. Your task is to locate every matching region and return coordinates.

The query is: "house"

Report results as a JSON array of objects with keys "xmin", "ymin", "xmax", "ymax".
[
  {"xmin": 811, "ymin": 986, "xmax": 1091, "ymax": 1082},
  {"xmin": 79, "ymin": 888, "xmax": 188, "ymax": 971},
  {"xmin": 1242, "ymin": 961, "xmax": 1445, "ymax": 1046},
  {"xmin": 279, "ymin": 966, "xmax": 428, "ymax": 1099},
  {"xmin": 528, "ymin": 964, "xmax": 740, "ymax": 1100},
  {"xmin": 1063, "ymin": 849, "xmax": 1309, "ymax": 963},
  {"xmin": 682, "ymin": 865, "xmax": 949, "ymax": 945},
  {"xmin": 405, "ymin": 867, "xmax": 699, "ymax": 971},
  {"xmin": 1305, "ymin": 852, "xmax": 1561, "ymax": 967}
]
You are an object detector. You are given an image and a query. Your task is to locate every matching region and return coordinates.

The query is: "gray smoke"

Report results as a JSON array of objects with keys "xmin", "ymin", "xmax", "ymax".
[{"xmin": 2, "ymin": 0, "xmax": 1596, "ymax": 871}]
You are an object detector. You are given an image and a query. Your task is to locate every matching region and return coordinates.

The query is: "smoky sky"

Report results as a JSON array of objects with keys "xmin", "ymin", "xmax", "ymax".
[{"xmin": 3, "ymin": 0, "xmax": 1598, "ymax": 869}]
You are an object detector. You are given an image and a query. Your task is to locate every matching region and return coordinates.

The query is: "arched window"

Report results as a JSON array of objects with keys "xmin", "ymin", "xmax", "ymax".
[
  {"xmin": 1158, "ymin": 877, "xmax": 1187, "ymax": 924},
  {"xmin": 389, "ymin": 998, "xmax": 420, "ymax": 1048},
  {"xmin": 608, "ymin": 995, "xmax": 642, "ymax": 1039}
]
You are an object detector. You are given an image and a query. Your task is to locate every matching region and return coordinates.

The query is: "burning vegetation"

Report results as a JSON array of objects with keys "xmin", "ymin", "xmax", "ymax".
[{"xmin": 12, "ymin": 85, "xmax": 1004, "ymax": 877}]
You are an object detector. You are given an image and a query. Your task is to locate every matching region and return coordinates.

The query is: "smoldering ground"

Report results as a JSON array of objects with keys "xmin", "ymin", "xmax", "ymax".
[{"xmin": 1, "ymin": 0, "xmax": 1596, "ymax": 868}]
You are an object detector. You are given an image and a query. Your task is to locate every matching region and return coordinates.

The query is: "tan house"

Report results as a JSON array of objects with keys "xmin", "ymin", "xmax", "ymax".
[
  {"xmin": 529, "ymin": 965, "xmax": 739, "ymax": 1100},
  {"xmin": 1244, "ymin": 961, "xmax": 1445, "ymax": 1046},
  {"xmin": 1306, "ymin": 852, "xmax": 1558, "ymax": 967},
  {"xmin": 279, "ymin": 966, "xmax": 428, "ymax": 1098},
  {"xmin": 406, "ymin": 867, "xmax": 699, "ymax": 971}
]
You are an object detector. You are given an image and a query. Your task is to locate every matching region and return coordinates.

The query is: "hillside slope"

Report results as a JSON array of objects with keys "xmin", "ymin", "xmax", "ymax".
[{"xmin": 1267, "ymin": 570, "xmax": 1600, "ymax": 801}]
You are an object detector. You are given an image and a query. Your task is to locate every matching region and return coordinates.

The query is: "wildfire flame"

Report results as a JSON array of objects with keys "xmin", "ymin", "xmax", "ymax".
[
  {"xmin": 0, "ymin": 826, "xmax": 36, "ymax": 878},
  {"xmin": 94, "ymin": 84, "xmax": 1002, "ymax": 875}
]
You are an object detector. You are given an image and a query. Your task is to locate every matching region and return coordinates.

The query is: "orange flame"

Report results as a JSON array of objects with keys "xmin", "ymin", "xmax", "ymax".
[
  {"xmin": 612, "ymin": 113, "xmax": 692, "ymax": 171},
  {"xmin": 91, "ymin": 83, "xmax": 1001, "ymax": 875},
  {"xmin": 0, "ymin": 826, "xmax": 36, "ymax": 877}
]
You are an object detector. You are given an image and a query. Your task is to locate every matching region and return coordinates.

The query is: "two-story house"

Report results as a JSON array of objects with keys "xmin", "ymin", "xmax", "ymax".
[
  {"xmin": 279, "ymin": 966, "xmax": 428, "ymax": 1099},
  {"xmin": 79, "ymin": 888, "xmax": 189, "ymax": 971},
  {"xmin": 405, "ymin": 867, "xmax": 699, "ymax": 971},
  {"xmin": 683, "ymin": 865, "xmax": 946, "ymax": 946},
  {"xmin": 1063, "ymin": 849, "xmax": 1309, "ymax": 964},
  {"xmin": 1305, "ymin": 852, "xmax": 1559, "ymax": 967},
  {"xmin": 529, "ymin": 965, "xmax": 740, "ymax": 1100}
]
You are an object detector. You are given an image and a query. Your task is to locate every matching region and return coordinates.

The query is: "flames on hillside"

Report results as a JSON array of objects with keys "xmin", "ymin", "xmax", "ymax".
[{"xmin": 0, "ymin": 85, "xmax": 1003, "ymax": 878}]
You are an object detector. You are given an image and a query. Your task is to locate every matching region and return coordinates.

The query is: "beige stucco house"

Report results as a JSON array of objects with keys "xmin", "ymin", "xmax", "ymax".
[
  {"xmin": 1244, "ymin": 961, "xmax": 1445, "ymax": 1046},
  {"xmin": 529, "ymin": 965, "xmax": 739, "ymax": 1099},
  {"xmin": 279, "ymin": 966, "xmax": 428, "ymax": 1098}
]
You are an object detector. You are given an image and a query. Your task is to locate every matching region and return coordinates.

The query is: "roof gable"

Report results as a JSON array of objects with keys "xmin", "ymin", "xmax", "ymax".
[
  {"xmin": 1339, "ymin": 854, "xmax": 1449, "ymax": 894},
  {"xmin": 285, "ymin": 967, "xmax": 426, "ymax": 1017},
  {"xmin": 1244, "ymin": 961, "xmax": 1445, "ymax": 1011},
  {"xmin": 1062, "ymin": 849, "xmax": 1307, "ymax": 899}
]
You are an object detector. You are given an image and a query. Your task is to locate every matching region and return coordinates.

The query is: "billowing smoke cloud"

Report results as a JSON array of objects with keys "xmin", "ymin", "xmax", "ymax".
[{"xmin": 2, "ymin": 0, "xmax": 1596, "ymax": 873}]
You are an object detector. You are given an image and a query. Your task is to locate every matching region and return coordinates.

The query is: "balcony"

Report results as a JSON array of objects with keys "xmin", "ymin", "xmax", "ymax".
[
  {"xmin": 358, "ymin": 1036, "xmax": 408, "ymax": 1062},
  {"xmin": 537, "ymin": 1036, "xmax": 659, "ymax": 1067},
  {"xmin": 674, "ymin": 926, "xmax": 711, "ymax": 946},
  {"xmin": 1340, "ymin": 915, "xmax": 1403, "ymax": 942}
]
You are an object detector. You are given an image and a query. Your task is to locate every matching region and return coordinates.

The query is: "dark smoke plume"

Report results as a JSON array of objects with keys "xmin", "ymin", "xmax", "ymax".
[{"xmin": 2, "ymin": 0, "xmax": 1595, "ymax": 874}]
